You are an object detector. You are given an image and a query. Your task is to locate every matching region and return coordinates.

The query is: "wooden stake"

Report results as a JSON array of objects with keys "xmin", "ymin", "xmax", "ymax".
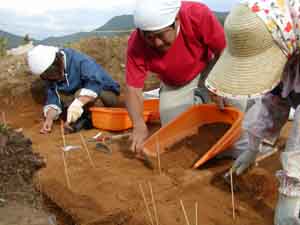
[
  {"xmin": 180, "ymin": 200, "xmax": 191, "ymax": 225},
  {"xmin": 2, "ymin": 112, "xmax": 6, "ymax": 126},
  {"xmin": 62, "ymin": 150, "xmax": 71, "ymax": 189},
  {"xmin": 139, "ymin": 184, "xmax": 155, "ymax": 225},
  {"xmin": 230, "ymin": 169, "xmax": 236, "ymax": 220},
  {"xmin": 156, "ymin": 136, "xmax": 162, "ymax": 175},
  {"xmin": 195, "ymin": 201, "xmax": 198, "ymax": 225},
  {"xmin": 79, "ymin": 133, "xmax": 96, "ymax": 168},
  {"xmin": 60, "ymin": 120, "xmax": 66, "ymax": 147},
  {"xmin": 148, "ymin": 182, "xmax": 159, "ymax": 225}
]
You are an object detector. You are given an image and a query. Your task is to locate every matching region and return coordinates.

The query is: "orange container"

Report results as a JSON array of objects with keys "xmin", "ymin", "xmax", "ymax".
[
  {"xmin": 143, "ymin": 104, "xmax": 243, "ymax": 168},
  {"xmin": 89, "ymin": 107, "xmax": 150, "ymax": 131},
  {"xmin": 90, "ymin": 99, "xmax": 160, "ymax": 131},
  {"xmin": 144, "ymin": 99, "xmax": 160, "ymax": 121}
]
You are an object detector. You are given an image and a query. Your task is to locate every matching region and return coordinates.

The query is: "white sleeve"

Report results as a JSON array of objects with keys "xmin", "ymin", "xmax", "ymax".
[
  {"xmin": 43, "ymin": 104, "xmax": 62, "ymax": 120},
  {"xmin": 79, "ymin": 88, "xmax": 98, "ymax": 98}
]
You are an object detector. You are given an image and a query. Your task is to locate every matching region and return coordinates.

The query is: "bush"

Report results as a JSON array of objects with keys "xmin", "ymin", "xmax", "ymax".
[
  {"xmin": 0, "ymin": 37, "xmax": 7, "ymax": 57},
  {"xmin": 23, "ymin": 34, "xmax": 31, "ymax": 45}
]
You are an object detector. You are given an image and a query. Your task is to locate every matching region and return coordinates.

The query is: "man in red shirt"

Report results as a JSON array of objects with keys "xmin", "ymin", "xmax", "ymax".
[{"xmin": 125, "ymin": 0, "xmax": 227, "ymax": 153}]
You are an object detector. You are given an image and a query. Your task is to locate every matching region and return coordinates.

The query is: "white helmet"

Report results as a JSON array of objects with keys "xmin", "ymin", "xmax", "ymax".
[
  {"xmin": 134, "ymin": 0, "xmax": 181, "ymax": 31},
  {"xmin": 27, "ymin": 45, "xmax": 59, "ymax": 75}
]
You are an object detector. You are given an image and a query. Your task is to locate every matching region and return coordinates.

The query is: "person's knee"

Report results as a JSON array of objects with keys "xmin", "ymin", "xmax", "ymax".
[{"xmin": 99, "ymin": 90, "xmax": 118, "ymax": 107}]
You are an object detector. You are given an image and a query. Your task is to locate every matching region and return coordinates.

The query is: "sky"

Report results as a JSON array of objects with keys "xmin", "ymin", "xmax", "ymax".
[{"xmin": 0, "ymin": 0, "xmax": 240, "ymax": 40}]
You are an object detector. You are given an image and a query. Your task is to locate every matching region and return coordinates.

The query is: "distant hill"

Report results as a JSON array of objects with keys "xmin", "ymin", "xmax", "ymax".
[
  {"xmin": 2, "ymin": 11, "xmax": 228, "ymax": 48},
  {"xmin": 38, "ymin": 32, "xmax": 96, "ymax": 47},
  {"xmin": 37, "ymin": 15, "xmax": 134, "ymax": 47},
  {"xmin": 95, "ymin": 14, "xmax": 134, "ymax": 31},
  {"xmin": 0, "ymin": 30, "xmax": 25, "ymax": 49}
]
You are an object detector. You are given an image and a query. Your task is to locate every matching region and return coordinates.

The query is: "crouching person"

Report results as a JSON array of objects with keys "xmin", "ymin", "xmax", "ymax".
[{"xmin": 27, "ymin": 45, "xmax": 120, "ymax": 134}]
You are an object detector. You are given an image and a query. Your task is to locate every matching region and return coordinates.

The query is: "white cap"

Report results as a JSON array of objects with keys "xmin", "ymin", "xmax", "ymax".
[
  {"xmin": 134, "ymin": 0, "xmax": 181, "ymax": 31},
  {"xmin": 27, "ymin": 45, "xmax": 59, "ymax": 75}
]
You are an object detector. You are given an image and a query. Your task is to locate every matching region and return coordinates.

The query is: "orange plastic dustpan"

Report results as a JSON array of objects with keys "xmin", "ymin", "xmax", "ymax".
[{"xmin": 143, "ymin": 104, "xmax": 244, "ymax": 168}]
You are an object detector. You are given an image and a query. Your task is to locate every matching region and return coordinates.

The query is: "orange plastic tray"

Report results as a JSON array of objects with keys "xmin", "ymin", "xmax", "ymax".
[
  {"xmin": 90, "ymin": 99, "xmax": 160, "ymax": 131},
  {"xmin": 143, "ymin": 104, "xmax": 243, "ymax": 168}
]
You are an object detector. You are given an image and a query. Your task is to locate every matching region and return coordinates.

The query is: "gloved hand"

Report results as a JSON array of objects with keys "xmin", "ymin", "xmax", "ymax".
[
  {"xmin": 274, "ymin": 194, "xmax": 300, "ymax": 225},
  {"xmin": 67, "ymin": 98, "xmax": 84, "ymax": 124},
  {"xmin": 231, "ymin": 149, "xmax": 259, "ymax": 175}
]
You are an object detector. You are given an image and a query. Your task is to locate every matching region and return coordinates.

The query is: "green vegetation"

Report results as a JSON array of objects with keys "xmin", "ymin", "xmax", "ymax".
[
  {"xmin": 0, "ymin": 37, "xmax": 7, "ymax": 57},
  {"xmin": 0, "ymin": 123, "xmax": 8, "ymax": 134}
]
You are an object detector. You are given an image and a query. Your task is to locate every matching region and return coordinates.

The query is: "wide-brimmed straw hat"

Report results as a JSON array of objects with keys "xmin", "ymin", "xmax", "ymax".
[{"xmin": 205, "ymin": 4, "xmax": 288, "ymax": 99}]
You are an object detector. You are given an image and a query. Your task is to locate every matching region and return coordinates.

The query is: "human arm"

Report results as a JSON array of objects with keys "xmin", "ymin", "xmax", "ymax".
[
  {"xmin": 125, "ymin": 32, "xmax": 150, "ymax": 152},
  {"xmin": 231, "ymin": 93, "xmax": 290, "ymax": 175},
  {"xmin": 66, "ymin": 59, "xmax": 119, "ymax": 124},
  {"xmin": 40, "ymin": 85, "xmax": 63, "ymax": 134},
  {"xmin": 125, "ymin": 85, "xmax": 149, "ymax": 153}
]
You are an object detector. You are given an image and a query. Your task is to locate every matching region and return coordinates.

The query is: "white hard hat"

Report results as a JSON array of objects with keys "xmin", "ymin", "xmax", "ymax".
[
  {"xmin": 27, "ymin": 45, "xmax": 59, "ymax": 75},
  {"xmin": 134, "ymin": 0, "xmax": 181, "ymax": 31}
]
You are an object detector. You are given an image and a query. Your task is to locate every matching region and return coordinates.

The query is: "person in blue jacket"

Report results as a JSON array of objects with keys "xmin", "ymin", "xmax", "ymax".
[{"xmin": 27, "ymin": 45, "xmax": 120, "ymax": 134}]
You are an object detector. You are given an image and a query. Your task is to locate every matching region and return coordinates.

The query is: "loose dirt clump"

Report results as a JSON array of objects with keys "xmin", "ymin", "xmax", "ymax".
[{"xmin": 0, "ymin": 124, "xmax": 45, "ymax": 203}]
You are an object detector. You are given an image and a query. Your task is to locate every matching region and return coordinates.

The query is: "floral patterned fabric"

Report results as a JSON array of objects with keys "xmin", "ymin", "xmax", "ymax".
[
  {"xmin": 239, "ymin": 0, "xmax": 300, "ymax": 197},
  {"xmin": 245, "ymin": 0, "xmax": 300, "ymax": 58}
]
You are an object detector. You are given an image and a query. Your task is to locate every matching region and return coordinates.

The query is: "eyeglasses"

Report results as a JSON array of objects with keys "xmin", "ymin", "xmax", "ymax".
[{"xmin": 142, "ymin": 22, "xmax": 176, "ymax": 43}]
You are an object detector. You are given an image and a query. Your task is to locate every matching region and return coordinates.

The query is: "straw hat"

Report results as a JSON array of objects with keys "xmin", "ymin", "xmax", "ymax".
[{"xmin": 205, "ymin": 4, "xmax": 288, "ymax": 99}]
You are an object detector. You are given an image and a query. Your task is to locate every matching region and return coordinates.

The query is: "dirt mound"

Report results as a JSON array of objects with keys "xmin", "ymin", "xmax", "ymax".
[
  {"xmin": 0, "ymin": 124, "xmax": 45, "ymax": 200},
  {"xmin": 71, "ymin": 36, "xmax": 160, "ymax": 91}
]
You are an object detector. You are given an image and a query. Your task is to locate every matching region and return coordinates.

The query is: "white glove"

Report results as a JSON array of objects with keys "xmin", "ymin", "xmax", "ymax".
[
  {"xmin": 274, "ymin": 194, "xmax": 300, "ymax": 225},
  {"xmin": 67, "ymin": 98, "xmax": 84, "ymax": 123},
  {"xmin": 231, "ymin": 149, "xmax": 259, "ymax": 175}
]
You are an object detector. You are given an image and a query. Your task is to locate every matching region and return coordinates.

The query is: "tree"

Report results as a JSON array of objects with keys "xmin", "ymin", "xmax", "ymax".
[
  {"xmin": 0, "ymin": 37, "xmax": 7, "ymax": 57},
  {"xmin": 23, "ymin": 34, "xmax": 31, "ymax": 44}
]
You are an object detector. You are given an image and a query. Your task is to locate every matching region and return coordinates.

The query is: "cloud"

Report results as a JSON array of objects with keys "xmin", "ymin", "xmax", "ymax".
[
  {"xmin": 0, "ymin": 7, "xmax": 133, "ymax": 39},
  {"xmin": 0, "ymin": 0, "xmax": 136, "ymax": 15},
  {"xmin": 0, "ymin": 0, "xmax": 239, "ymax": 40}
]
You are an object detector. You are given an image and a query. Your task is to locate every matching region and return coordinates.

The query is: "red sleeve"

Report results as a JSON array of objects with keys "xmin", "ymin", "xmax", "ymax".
[
  {"xmin": 126, "ymin": 31, "xmax": 148, "ymax": 88},
  {"xmin": 190, "ymin": 3, "xmax": 226, "ymax": 56}
]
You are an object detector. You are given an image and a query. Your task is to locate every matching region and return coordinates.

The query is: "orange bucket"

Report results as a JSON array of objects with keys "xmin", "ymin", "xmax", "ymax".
[
  {"xmin": 89, "ymin": 107, "xmax": 151, "ymax": 131},
  {"xmin": 144, "ymin": 99, "xmax": 160, "ymax": 121},
  {"xmin": 90, "ymin": 99, "xmax": 160, "ymax": 131},
  {"xmin": 143, "ymin": 104, "xmax": 243, "ymax": 168}
]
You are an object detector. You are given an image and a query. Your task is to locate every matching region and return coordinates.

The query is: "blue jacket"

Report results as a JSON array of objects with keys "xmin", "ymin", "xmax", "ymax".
[{"xmin": 45, "ymin": 48, "xmax": 120, "ymax": 109}]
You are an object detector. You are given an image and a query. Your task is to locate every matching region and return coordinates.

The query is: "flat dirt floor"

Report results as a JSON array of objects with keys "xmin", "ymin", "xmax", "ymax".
[
  {"xmin": 0, "ymin": 45, "xmax": 289, "ymax": 225},
  {"xmin": 1, "ymin": 94, "xmax": 288, "ymax": 225}
]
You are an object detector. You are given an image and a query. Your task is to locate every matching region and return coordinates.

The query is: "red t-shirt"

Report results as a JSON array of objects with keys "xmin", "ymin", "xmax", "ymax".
[{"xmin": 126, "ymin": 1, "xmax": 226, "ymax": 88}]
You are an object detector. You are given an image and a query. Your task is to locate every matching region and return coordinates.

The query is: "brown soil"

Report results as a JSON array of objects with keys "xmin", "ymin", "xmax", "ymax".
[
  {"xmin": 161, "ymin": 123, "xmax": 231, "ymax": 170},
  {"xmin": 1, "ymin": 98, "xmax": 281, "ymax": 225},
  {"xmin": 0, "ymin": 124, "xmax": 50, "ymax": 224},
  {"xmin": 0, "ymin": 37, "xmax": 288, "ymax": 225}
]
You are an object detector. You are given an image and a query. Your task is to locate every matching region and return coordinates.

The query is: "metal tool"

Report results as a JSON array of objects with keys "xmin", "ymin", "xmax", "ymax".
[
  {"xmin": 89, "ymin": 133, "xmax": 131, "ymax": 143},
  {"xmin": 93, "ymin": 133, "xmax": 130, "ymax": 154},
  {"xmin": 91, "ymin": 132, "xmax": 153, "ymax": 169},
  {"xmin": 61, "ymin": 145, "xmax": 81, "ymax": 152},
  {"xmin": 95, "ymin": 142, "xmax": 113, "ymax": 154}
]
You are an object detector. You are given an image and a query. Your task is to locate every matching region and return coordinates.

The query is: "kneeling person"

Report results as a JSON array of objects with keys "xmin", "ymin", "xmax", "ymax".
[{"xmin": 27, "ymin": 45, "xmax": 120, "ymax": 134}]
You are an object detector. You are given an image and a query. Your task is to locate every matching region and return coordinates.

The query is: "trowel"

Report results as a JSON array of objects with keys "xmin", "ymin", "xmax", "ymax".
[{"xmin": 92, "ymin": 133, "xmax": 154, "ymax": 169}]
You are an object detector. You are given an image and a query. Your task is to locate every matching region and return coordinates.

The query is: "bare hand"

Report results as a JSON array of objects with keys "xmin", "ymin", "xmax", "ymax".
[
  {"xmin": 209, "ymin": 92, "xmax": 225, "ymax": 109},
  {"xmin": 130, "ymin": 124, "xmax": 149, "ymax": 154},
  {"xmin": 40, "ymin": 119, "xmax": 53, "ymax": 134}
]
